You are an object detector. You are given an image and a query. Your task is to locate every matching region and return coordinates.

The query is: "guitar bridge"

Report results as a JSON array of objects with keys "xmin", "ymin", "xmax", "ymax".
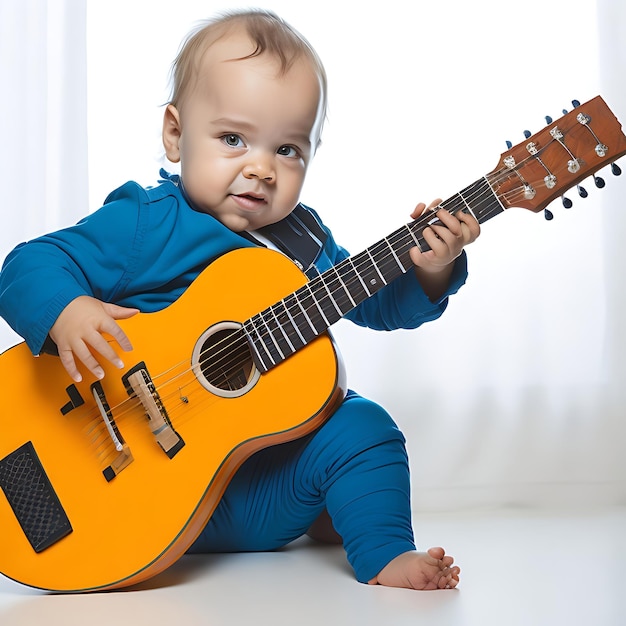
[{"xmin": 123, "ymin": 362, "xmax": 185, "ymax": 459}]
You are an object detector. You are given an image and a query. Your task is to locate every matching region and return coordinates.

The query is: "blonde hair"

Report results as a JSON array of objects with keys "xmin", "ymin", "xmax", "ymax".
[{"xmin": 168, "ymin": 9, "xmax": 327, "ymax": 139}]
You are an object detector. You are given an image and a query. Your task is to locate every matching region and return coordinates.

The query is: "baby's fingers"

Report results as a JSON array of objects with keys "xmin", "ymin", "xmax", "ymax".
[
  {"xmin": 410, "ymin": 198, "xmax": 442, "ymax": 220},
  {"xmin": 61, "ymin": 324, "xmax": 130, "ymax": 382},
  {"xmin": 99, "ymin": 315, "xmax": 135, "ymax": 354},
  {"xmin": 57, "ymin": 345, "xmax": 84, "ymax": 383},
  {"xmin": 89, "ymin": 326, "xmax": 126, "ymax": 372},
  {"xmin": 57, "ymin": 334, "xmax": 109, "ymax": 383},
  {"xmin": 101, "ymin": 303, "xmax": 139, "ymax": 352},
  {"xmin": 457, "ymin": 209, "xmax": 481, "ymax": 242}
]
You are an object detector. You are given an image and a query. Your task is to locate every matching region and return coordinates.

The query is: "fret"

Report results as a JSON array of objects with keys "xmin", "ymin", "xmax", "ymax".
[
  {"xmin": 342, "ymin": 257, "xmax": 371, "ymax": 300},
  {"xmin": 329, "ymin": 265, "xmax": 357, "ymax": 309},
  {"xmin": 273, "ymin": 299, "xmax": 307, "ymax": 350},
  {"xmin": 283, "ymin": 292, "xmax": 319, "ymax": 341},
  {"xmin": 369, "ymin": 237, "xmax": 407, "ymax": 284},
  {"xmin": 385, "ymin": 236, "xmax": 405, "ymax": 272},
  {"xmin": 317, "ymin": 275, "xmax": 345, "ymax": 319},
  {"xmin": 268, "ymin": 306, "xmax": 298, "ymax": 354},
  {"xmin": 387, "ymin": 227, "xmax": 415, "ymax": 269},
  {"xmin": 243, "ymin": 318, "xmax": 275, "ymax": 372},
  {"xmin": 404, "ymin": 223, "xmax": 423, "ymax": 251},
  {"xmin": 259, "ymin": 311, "xmax": 286, "ymax": 361},
  {"xmin": 320, "ymin": 265, "xmax": 355, "ymax": 314},
  {"xmin": 253, "ymin": 314, "xmax": 282, "ymax": 365},
  {"xmin": 412, "ymin": 210, "xmax": 446, "ymax": 254},
  {"xmin": 365, "ymin": 249, "xmax": 387, "ymax": 287},
  {"xmin": 459, "ymin": 177, "xmax": 504, "ymax": 224},
  {"xmin": 351, "ymin": 250, "xmax": 386, "ymax": 297},
  {"xmin": 455, "ymin": 192, "xmax": 474, "ymax": 217},
  {"xmin": 299, "ymin": 283, "xmax": 331, "ymax": 333},
  {"xmin": 441, "ymin": 194, "xmax": 470, "ymax": 215},
  {"xmin": 308, "ymin": 279, "xmax": 343, "ymax": 327}
]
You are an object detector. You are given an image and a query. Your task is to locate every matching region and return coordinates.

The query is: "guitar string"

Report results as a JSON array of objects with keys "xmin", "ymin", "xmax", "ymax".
[
  {"xmin": 80, "ymin": 188, "xmax": 496, "ymax": 456},
  {"xmin": 146, "ymin": 141, "xmax": 573, "ymax": 385},
  {"xmin": 244, "ymin": 121, "xmax": 613, "ymax": 366},
  {"xmin": 141, "ymin": 139, "xmax": 569, "ymax": 386},
  {"xmin": 191, "ymin": 116, "xmax": 598, "ymax": 376},
  {"xmin": 191, "ymin": 167, "xmax": 519, "ymax": 372},
  {"xmin": 91, "ymin": 202, "xmax": 585, "ymax": 456},
  {"xmin": 190, "ymin": 164, "xmax": 585, "ymax": 379},
  {"xmin": 84, "ymin": 158, "xmax": 579, "ymax": 459},
  {"xmin": 87, "ymin": 164, "xmax": 519, "ymax": 453},
  {"xmin": 88, "ymin": 127, "xmax": 604, "ymax": 456},
  {"xmin": 97, "ymin": 132, "xmax": 623, "ymax": 461},
  {"xmin": 82, "ymin": 358, "xmax": 216, "ymax": 456}
]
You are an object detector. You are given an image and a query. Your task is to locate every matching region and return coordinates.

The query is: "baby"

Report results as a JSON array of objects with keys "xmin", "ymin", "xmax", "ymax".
[{"xmin": 0, "ymin": 9, "xmax": 479, "ymax": 589}]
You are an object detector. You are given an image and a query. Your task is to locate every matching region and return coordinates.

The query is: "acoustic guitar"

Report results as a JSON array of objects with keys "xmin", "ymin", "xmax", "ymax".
[{"xmin": 0, "ymin": 95, "xmax": 624, "ymax": 592}]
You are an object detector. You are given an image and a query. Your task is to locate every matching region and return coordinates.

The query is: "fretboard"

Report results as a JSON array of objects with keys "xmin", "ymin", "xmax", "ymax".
[{"xmin": 245, "ymin": 176, "xmax": 503, "ymax": 373}]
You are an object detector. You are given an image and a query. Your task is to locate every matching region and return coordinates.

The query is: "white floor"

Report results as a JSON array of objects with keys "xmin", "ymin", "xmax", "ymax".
[{"xmin": 0, "ymin": 507, "xmax": 624, "ymax": 626}]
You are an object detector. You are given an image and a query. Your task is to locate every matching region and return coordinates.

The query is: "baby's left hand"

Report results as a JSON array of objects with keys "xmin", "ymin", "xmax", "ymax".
[{"xmin": 408, "ymin": 198, "xmax": 480, "ymax": 273}]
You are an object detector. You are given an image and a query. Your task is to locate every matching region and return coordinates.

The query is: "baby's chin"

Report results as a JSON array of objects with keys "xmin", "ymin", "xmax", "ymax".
[
  {"xmin": 197, "ymin": 208, "xmax": 252, "ymax": 232},
  {"xmin": 220, "ymin": 214, "xmax": 277, "ymax": 233},
  {"xmin": 201, "ymin": 202, "xmax": 293, "ymax": 232}
]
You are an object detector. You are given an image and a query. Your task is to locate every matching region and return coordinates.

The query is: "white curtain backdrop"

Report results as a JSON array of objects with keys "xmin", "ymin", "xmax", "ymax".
[
  {"xmin": 0, "ymin": 0, "xmax": 87, "ymax": 348},
  {"xmin": 1, "ymin": 0, "xmax": 625, "ymax": 512}
]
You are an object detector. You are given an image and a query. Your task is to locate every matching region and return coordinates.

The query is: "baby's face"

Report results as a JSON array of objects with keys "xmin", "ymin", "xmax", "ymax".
[{"xmin": 163, "ymin": 32, "xmax": 324, "ymax": 232}]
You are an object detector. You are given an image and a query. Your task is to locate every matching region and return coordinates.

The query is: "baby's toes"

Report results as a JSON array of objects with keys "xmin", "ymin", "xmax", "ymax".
[
  {"xmin": 427, "ymin": 546, "xmax": 446, "ymax": 561},
  {"xmin": 438, "ymin": 573, "xmax": 453, "ymax": 589},
  {"xmin": 446, "ymin": 577, "xmax": 459, "ymax": 589},
  {"xmin": 441, "ymin": 555, "xmax": 455, "ymax": 568}
]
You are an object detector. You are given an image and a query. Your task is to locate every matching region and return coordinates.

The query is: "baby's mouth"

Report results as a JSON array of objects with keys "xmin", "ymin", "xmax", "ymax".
[{"xmin": 231, "ymin": 193, "xmax": 267, "ymax": 211}]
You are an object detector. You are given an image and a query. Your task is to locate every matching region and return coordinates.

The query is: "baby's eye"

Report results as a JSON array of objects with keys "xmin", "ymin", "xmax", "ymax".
[
  {"xmin": 222, "ymin": 134, "xmax": 244, "ymax": 148},
  {"xmin": 277, "ymin": 145, "xmax": 298, "ymax": 157}
]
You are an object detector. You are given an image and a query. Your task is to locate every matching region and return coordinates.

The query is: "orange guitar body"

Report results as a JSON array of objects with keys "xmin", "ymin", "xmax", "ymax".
[{"xmin": 0, "ymin": 247, "xmax": 346, "ymax": 592}]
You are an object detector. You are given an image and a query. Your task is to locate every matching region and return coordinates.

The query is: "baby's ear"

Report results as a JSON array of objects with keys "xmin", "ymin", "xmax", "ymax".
[{"xmin": 162, "ymin": 104, "xmax": 182, "ymax": 163}]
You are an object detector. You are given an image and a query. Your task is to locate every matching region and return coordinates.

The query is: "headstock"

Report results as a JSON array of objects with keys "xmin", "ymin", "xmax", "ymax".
[{"xmin": 488, "ymin": 96, "xmax": 626, "ymax": 218}]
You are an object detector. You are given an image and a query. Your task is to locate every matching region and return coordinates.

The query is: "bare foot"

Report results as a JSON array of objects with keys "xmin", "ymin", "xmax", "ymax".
[{"xmin": 368, "ymin": 547, "xmax": 460, "ymax": 590}]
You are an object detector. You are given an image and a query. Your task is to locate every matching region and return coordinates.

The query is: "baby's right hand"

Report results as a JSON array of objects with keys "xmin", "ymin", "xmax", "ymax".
[{"xmin": 49, "ymin": 295, "xmax": 139, "ymax": 382}]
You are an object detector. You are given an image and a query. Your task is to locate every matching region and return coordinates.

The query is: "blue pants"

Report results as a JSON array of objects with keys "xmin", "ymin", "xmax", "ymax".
[{"xmin": 188, "ymin": 390, "xmax": 416, "ymax": 583}]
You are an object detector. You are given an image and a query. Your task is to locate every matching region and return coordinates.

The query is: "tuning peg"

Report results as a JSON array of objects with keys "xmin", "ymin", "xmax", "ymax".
[
  {"xmin": 523, "ymin": 130, "xmax": 531, "ymax": 139},
  {"xmin": 612, "ymin": 162, "xmax": 622, "ymax": 176},
  {"xmin": 545, "ymin": 115, "xmax": 553, "ymax": 124},
  {"xmin": 577, "ymin": 184, "xmax": 588, "ymax": 198},
  {"xmin": 562, "ymin": 109, "xmax": 568, "ymax": 115},
  {"xmin": 506, "ymin": 140, "xmax": 513, "ymax": 149},
  {"xmin": 594, "ymin": 175, "xmax": 606, "ymax": 188},
  {"xmin": 562, "ymin": 196, "xmax": 573, "ymax": 209},
  {"xmin": 572, "ymin": 99, "xmax": 581, "ymax": 108},
  {"xmin": 544, "ymin": 208, "xmax": 554, "ymax": 220}
]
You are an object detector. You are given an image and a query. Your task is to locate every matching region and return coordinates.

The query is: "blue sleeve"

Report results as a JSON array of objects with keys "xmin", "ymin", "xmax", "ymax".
[
  {"xmin": 309, "ymin": 208, "xmax": 468, "ymax": 331},
  {"xmin": 0, "ymin": 184, "xmax": 146, "ymax": 354},
  {"xmin": 0, "ymin": 179, "xmax": 256, "ymax": 355}
]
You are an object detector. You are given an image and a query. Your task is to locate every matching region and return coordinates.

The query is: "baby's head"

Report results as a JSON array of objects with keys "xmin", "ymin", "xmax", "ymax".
[
  {"xmin": 162, "ymin": 9, "xmax": 328, "ymax": 231},
  {"xmin": 169, "ymin": 10, "xmax": 327, "ymax": 140}
]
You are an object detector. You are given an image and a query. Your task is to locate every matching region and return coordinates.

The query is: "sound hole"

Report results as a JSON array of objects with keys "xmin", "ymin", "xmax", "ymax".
[{"xmin": 191, "ymin": 321, "xmax": 260, "ymax": 398}]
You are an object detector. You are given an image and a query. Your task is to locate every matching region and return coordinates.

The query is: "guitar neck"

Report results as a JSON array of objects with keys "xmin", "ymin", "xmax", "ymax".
[
  {"xmin": 245, "ymin": 95, "xmax": 626, "ymax": 373},
  {"xmin": 245, "ymin": 177, "xmax": 503, "ymax": 373}
]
